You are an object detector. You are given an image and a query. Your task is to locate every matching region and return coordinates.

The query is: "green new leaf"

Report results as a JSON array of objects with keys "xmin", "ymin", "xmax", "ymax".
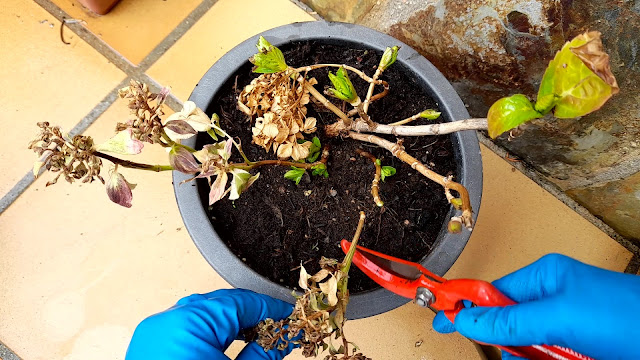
[
  {"xmin": 229, "ymin": 169, "xmax": 260, "ymax": 200},
  {"xmin": 381, "ymin": 166, "xmax": 396, "ymax": 182},
  {"xmin": 537, "ymin": 31, "xmax": 619, "ymax": 119},
  {"xmin": 306, "ymin": 136, "xmax": 322, "ymax": 162},
  {"xmin": 206, "ymin": 114, "xmax": 225, "ymax": 141},
  {"xmin": 533, "ymin": 94, "xmax": 559, "ymax": 115},
  {"xmin": 379, "ymin": 46, "xmax": 399, "ymax": 70},
  {"xmin": 311, "ymin": 163, "xmax": 329, "ymax": 178},
  {"xmin": 420, "ymin": 109, "xmax": 441, "ymax": 120},
  {"xmin": 284, "ymin": 166, "xmax": 305, "ymax": 185},
  {"xmin": 487, "ymin": 94, "xmax": 543, "ymax": 138},
  {"xmin": 250, "ymin": 36, "xmax": 287, "ymax": 73},
  {"xmin": 450, "ymin": 198, "xmax": 463, "ymax": 210},
  {"xmin": 327, "ymin": 66, "xmax": 359, "ymax": 105}
]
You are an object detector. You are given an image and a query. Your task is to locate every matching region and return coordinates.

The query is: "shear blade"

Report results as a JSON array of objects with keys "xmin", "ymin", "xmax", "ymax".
[{"xmin": 357, "ymin": 247, "xmax": 423, "ymax": 280}]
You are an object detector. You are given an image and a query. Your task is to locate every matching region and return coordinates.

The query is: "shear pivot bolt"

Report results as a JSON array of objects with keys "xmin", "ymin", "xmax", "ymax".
[{"xmin": 415, "ymin": 287, "xmax": 434, "ymax": 308}]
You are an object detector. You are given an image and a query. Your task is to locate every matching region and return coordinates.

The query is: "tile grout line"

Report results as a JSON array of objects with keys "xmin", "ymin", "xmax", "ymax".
[
  {"xmin": 33, "ymin": 0, "xmax": 221, "ymax": 111},
  {"xmin": 0, "ymin": 77, "xmax": 129, "ymax": 216},
  {"xmin": 0, "ymin": 340, "xmax": 22, "ymax": 360},
  {"xmin": 137, "ymin": 0, "xmax": 219, "ymax": 71},
  {"xmin": 287, "ymin": 0, "xmax": 323, "ymax": 20},
  {"xmin": 1, "ymin": 0, "xmax": 223, "ymax": 216},
  {"xmin": 33, "ymin": 0, "xmax": 138, "ymax": 75},
  {"xmin": 624, "ymin": 255, "xmax": 640, "ymax": 274},
  {"xmin": 477, "ymin": 132, "xmax": 640, "ymax": 257}
]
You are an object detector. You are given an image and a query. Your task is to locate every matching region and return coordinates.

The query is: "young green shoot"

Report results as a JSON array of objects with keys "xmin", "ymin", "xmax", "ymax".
[
  {"xmin": 250, "ymin": 36, "xmax": 287, "ymax": 73},
  {"xmin": 327, "ymin": 66, "xmax": 361, "ymax": 106},
  {"xmin": 284, "ymin": 166, "xmax": 306, "ymax": 185},
  {"xmin": 380, "ymin": 165, "xmax": 396, "ymax": 182}
]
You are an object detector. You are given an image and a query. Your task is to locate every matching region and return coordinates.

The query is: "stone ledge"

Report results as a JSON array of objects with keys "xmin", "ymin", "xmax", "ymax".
[{"xmin": 298, "ymin": 0, "xmax": 640, "ymax": 247}]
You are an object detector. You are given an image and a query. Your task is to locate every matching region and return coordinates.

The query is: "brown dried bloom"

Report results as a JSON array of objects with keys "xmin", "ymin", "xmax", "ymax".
[
  {"xmin": 116, "ymin": 80, "xmax": 167, "ymax": 144},
  {"xmin": 255, "ymin": 257, "xmax": 370, "ymax": 360},
  {"xmin": 28, "ymin": 122, "xmax": 103, "ymax": 186},
  {"xmin": 569, "ymin": 31, "xmax": 619, "ymax": 94},
  {"xmin": 238, "ymin": 70, "xmax": 317, "ymax": 161}
]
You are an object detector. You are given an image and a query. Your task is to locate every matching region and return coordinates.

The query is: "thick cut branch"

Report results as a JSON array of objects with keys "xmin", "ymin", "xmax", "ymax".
[
  {"xmin": 348, "ymin": 132, "xmax": 473, "ymax": 229},
  {"xmin": 356, "ymin": 149, "xmax": 384, "ymax": 207},
  {"xmin": 94, "ymin": 152, "xmax": 173, "ymax": 172},
  {"xmin": 352, "ymin": 118, "xmax": 488, "ymax": 136}
]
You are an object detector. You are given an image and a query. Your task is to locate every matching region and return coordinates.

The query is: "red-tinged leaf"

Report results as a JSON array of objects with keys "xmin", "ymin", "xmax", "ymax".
[
  {"xmin": 164, "ymin": 120, "xmax": 197, "ymax": 135},
  {"xmin": 537, "ymin": 31, "xmax": 619, "ymax": 119},
  {"xmin": 169, "ymin": 147, "xmax": 199, "ymax": 174},
  {"xmin": 209, "ymin": 172, "xmax": 228, "ymax": 205},
  {"xmin": 106, "ymin": 169, "xmax": 133, "ymax": 208}
]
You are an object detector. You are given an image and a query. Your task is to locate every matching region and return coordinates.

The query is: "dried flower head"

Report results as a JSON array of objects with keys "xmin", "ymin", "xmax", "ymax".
[
  {"xmin": 116, "ymin": 80, "xmax": 167, "ymax": 145},
  {"xmin": 255, "ymin": 258, "xmax": 369, "ymax": 360},
  {"xmin": 28, "ymin": 122, "xmax": 103, "ymax": 186},
  {"xmin": 238, "ymin": 70, "xmax": 317, "ymax": 161}
]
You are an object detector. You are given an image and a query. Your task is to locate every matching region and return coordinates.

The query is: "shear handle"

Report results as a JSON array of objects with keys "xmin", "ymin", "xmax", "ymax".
[
  {"xmin": 432, "ymin": 278, "xmax": 516, "ymax": 323},
  {"xmin": 435, "ymin": 279, "xmax": 594, "ymax": 360}
]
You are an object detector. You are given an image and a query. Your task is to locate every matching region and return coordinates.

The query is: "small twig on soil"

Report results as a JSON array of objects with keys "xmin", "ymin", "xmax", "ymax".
[
  {"xmin": 352, "ymin": 118, "xmax": 488, "ymax": 136},
  {"xmin": 389, "ymin": 110, "xmax": 429, "ymax": 126},
  {"xmin": 94, "ymin": 151, "xmax": 173, "ymax": 172},
  {"xmin": 348, "ymin": 132, "xmax": 473, "ymax": 229},
  {"xmin": 356, "ymin": 149, "xmax": 384, "ymax": 207}
]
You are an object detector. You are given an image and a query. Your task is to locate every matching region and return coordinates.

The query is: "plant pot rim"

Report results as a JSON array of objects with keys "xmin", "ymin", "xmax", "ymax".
[{"xmin": 173, "ymin": 21, "xmax": 482, "ymax": 319}]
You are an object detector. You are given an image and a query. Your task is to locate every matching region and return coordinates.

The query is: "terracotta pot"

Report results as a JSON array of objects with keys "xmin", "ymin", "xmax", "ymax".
[
  {"xmin": 173, "ymin": 22, "xmax": 483, "ymax": 319},
  {"xmin": 77, "ymin": 0, "xmax": 121, "ymax": 15}
]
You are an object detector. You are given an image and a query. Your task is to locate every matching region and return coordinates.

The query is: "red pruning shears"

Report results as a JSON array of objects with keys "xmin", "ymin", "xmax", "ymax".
[{"xmin": 341, "ymin": 240, "xmax": 594, "ymax": 360}]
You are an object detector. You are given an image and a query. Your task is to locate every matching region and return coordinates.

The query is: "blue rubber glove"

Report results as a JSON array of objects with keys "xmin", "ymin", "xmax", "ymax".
[
  {"xmin": 126, "ymin": 289, "xmax": 296, "ymax": 360},
  {"xmin": 432, "ymin": 254, "xmax": 640, "ymax": 360}
]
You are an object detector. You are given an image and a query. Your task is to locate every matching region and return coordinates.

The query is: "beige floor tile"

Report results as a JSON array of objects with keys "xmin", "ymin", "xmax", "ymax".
[
  {"xmin": 447, "ymin": 145, "xmax": 632, "ymax": 281},
  {"xmin": 50, "ymin": 0, "xmax": 202, "ymax": 64},
  {"xmin": 147, "ymin": 0, "xmax": 315, "ymax": 101},
  {"xmin": 0, "ymin": 0, "xmax": 124, "ymax": 198},
  {"xmin": 0, "ymin": 102, "xmax": 227, "ymax": 360}
]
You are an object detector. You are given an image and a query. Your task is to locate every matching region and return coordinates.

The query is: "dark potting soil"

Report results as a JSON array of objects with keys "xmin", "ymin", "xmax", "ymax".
[{"xmin": 196, "ymin": 41, "xmax": 457, "ymax": 293}]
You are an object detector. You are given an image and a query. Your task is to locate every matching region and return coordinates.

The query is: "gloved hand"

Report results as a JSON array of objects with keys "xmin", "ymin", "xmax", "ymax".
[
  {"xmin": 432, "ymin": 254, "xmax": 640, "ymax": 360},
  {"xmin": 126, "ymin": 289, "xmax": 296, "ymax": 360}
]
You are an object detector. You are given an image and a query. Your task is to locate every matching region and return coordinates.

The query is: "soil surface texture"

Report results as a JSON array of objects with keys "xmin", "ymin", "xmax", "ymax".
[{"xmin": 196, "ymin": 40, "xmax": 457, "ymax": 293}]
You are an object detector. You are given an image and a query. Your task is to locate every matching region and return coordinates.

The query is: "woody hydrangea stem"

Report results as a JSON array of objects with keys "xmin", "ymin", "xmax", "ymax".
[
  {"xmin": 355, "ymin": 149, "xmax": 384, "ymax": 207},
  {"xmin": 294, "ymin": 64, "xmax": 381, "ymax": 84},
  {"xmin": 94, "ymin": 151, "xmax": 173, "ymax": 172},
  {"xmin": 352, "ymin": 118, "xmax": 488, "ymax": 136},
  {"xmin": 348, "ymin": 132, "xmax": 473, "ymax": 229},
  {"xmin": 160, "ymin": 132, "xmax": 197, "ymax": 153},
  {"xmin": 231, "ymin": 146, "xmax": 329, "ymax": 171},
  {"xmin": 340, "ymin": 211, "xmax": 366, "ymax": 293}
]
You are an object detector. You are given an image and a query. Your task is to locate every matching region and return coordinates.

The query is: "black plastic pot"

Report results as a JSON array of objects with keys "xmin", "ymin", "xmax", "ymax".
[{"xmin": 173, "ymin": 21, "xmax": 482, "ymax": 319}]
